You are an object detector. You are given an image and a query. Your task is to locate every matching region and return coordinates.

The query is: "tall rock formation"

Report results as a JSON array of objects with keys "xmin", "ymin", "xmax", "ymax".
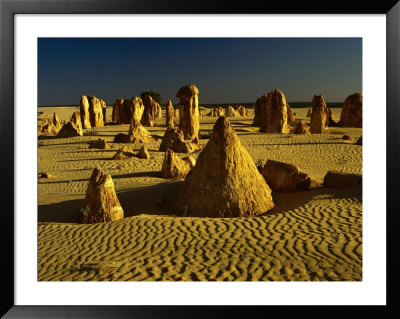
[
  {"xmin": 173, "ymin": 116, "xmax": 275, "ymax": 218},
  {"xmin": 80, "ymin": 95, "xmax": 91, "ymax": 129},
  {"xmin": 259, "ymin": 89, "xmax": 290, "ymax": 133},
  {"xmin": 165, "ymin": 99, "xmax": 174, "ymax": 128},
  {"xmin": 176, "ymin": 84, "xmax": 200, "ymax": 144},
  {"xmin": 310, "ymin": 94, "xmax": 329, "ymax": 134},
  {"xmin": 87, "ymin": 95, "xmax": 104, "ymax": 127}
]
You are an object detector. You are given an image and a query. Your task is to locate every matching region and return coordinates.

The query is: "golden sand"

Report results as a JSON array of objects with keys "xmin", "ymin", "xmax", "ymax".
[{"xmin": 38, "ymin": 107, "xmax": 362, "ymax": 281}]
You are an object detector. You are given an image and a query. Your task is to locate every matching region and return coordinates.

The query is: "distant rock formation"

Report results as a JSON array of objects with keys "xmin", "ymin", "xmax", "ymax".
[
  {"xmin": 294, "ymin": 121, "xmax": 310, "ymax": 134},
  {"xmin": 340, "ymin": 93, "xmax": 362, "ymax": 128},
  {"xmin": 161, "ymin": 149, "xmax": 195, "ymax": 179},
  {"xmin": 159, "ymin": 127, "xmax": 195, "ymax": 153},
  {"xmin": 261, "ymin": 160, "xmax": 311, "ymax": 192},
  {"xmin": 87, "ymin": 95, "xmax": 104, "ymax": 127},
  {"xmin": 165, "ymin": 99, "xmax": 174, "ymax": 128},
  {"xmin": 100, "ymin": 99, "xmax": 107, "ymax": 122},
  {"xmin": 253, "ymin": 96, "xmax": 267, "ymax": 126},
  {"xmin": 38, "ymin": 113, "xmax": 62, "ymax": 135},
  {"xmin": 225, "ymin": 106, "xmax": 239, "ymax": 117},
  {"xmin": 235, "ymin": 105, "xmax": 246, "ymax": 116},
  {"xmin": 310, "ymin": 94, "xmax": 329, "ymax": 134},
  {"xmin": 176, "ymin": 83, "xmax": 200, "ymax": 144},
  {"xmin": 80, "ymin": 95, "xmax": 92, "ymax": 129},
  {"xmin": 306, "ymin": 108, "xmax": 312, "ymax": 117},
  {"xmin": 260, "ymin": 89, "xmax": 290, "ymax": 133},
  {"xmin": 137, "ymin": 146, "xmax": 150, "ymax": 159},
  {"xmin": 89, "ymin": 138, "xmax": 110, "ymax": 149},
  {"xmin": 141, "ymin": 94, "xmax": 160, "ymax": 127},
  {"xmin": 173, "ymin": 116, "xmax": 275, "ymax": 218},
  {"xmin": 56, "ymin": 111, "xmax": 83, "ymax": 137},
  {"xmin": 155, "ymin": 103, "xmax": 162, "ymax": 119},
  {"xmin": 208, "ymin": 107, "xmax": 225, "ymax": 117},
  {"xmin": 327, "ymin": 108, "xmax": 339, "ymax": 127},
  {"xmin": 287, "ymin": 104, "xmax": 295, "ymax": 122},
  {"xmin": 81, "ymin": 167, "xmax": 124, "ymax": 223},
  {"xmin": 323, "ymin": 171, "xmax": 362, "ymax": 188},
  {"xmin": 112, "ymin": 98, "xmax": 124, "ymax": 124},
  {"xmin": 52, "ymin": 112, "xmax": 60, "ymax": 126},
  {"xmin": 113, "ymin": 97, "xmax": 154, "ymax": 144}
]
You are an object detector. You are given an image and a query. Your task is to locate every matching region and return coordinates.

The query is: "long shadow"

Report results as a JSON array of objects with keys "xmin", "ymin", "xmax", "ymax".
[
  {"xmin": 38, "ymin": 180, "xmax": 183, "ymax": 223},
  {"xmin": 251, "ymin": 141, "xmax": 355, "ymax": 146},
  {"xmin": 264, "ymin": 184, "xmax": 362, "ymax": 216},
  {"xmin": 113, "ymin": 171, "xmax": 162, "ymax": 179}
]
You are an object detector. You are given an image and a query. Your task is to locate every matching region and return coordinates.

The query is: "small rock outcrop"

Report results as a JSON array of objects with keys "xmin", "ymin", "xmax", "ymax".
[
  {"xmin": 306, "ymin": 108, "xmax": 312, "ymax": 117},
  {"xmin": 225, "ymin": 106, "xmax": 239, "ymax": 117},
  {"xmin": 173, "ymin": 116, "xmax": 275, "ymax": 218},
  {"xmin": 208, "ymin": 107, "xmax": 225, "ymax": 117},
  {"xmin": 176, "ymin": 84, "xmax": 200, "ymax": 144},
  {"xmin": 136, "ymin": 146, "xmax": 150, "ymax": 159},
  {"xmin": 80, "ymin": 95, "xmax": 91, "ymax": 129},
  {"xmin": 112, "ymin": 145, "xmax": 134, "ymax": 160},
  {"xmin": 161, "ymin": 149, "xmax": 195, "ymax": 179},
  {"xmin": 81, "ymin": 167, "xmax": 124, "ymax": 223},
  {"xmin": 165, "ymin": 100, "xmax": 174, "ymax": 128},
  {"xmin": 287, "ymin": 104, "xmax": 295, "ymax": 122},
  {"xmin": 89, "ymin": 138, "xmax": 110, "ymax": 149},
  {"xmin": 159, "ymin": 127, "xmax": 195, "ymax": 153},
  {"xmin": 235, "ymin": 105, "xmax": 246, "ymax": 116},
  {"xmin": 261, "ymin": 160, "xmax": 311, "ymax": 192},
  {"xmin": 340, "ymin": 93, "xmax": 362, "ymax": 128},
  {"xmin": 355, "ymin": 136, "xmax": 362, "ymax": 145},
  {"xmin": 327, "ymin": 108, "xmax": 338, "ymax": 126},
  {"xmin": 56, "ymin": 111, "xmax": 83, "ymax": 137},
  {"xmin": 323, "ymin": 171, "xmax": 362, "ymax": 188},
  {"xmin": 310, "ymin": 94, "xmax": 329, "ymax": 134},
  {"xmin": 294, "ymin": 121, "xmax": 310, "ymax": 134}
]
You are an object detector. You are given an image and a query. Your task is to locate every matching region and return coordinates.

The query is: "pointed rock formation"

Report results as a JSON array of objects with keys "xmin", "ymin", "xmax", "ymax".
[
  {"xmin": 161, "ymin": 149, "xmax": 195, "ymax": 179},
  {"xmin": 340, "ymin": 93, "xmax": 362, "ymax": 128},
  {"xmin": 165, "ymin": 99, "xmax": 174, "ymax": 128},
  {"xmin": 306, "ymin": 108, "xmax": 312, "ymax": 117},
  {"xmin": 323, "ymin": 171, "xmax": 362, "ymax": 188},
  {"xmin": 81, "ymin": 167, "xmax": 124, "ymax": 223},
  {"xmin": 52, "ymin": 112, "xmax": 60, "ymax": 126},
  {"xmin": 159, "ymin": 127, "xmax": 194, "ymax": 153},
  {"xmin": 310, "ymin": 94, "xmax": 329, "ymax": 134},
  {"xmin": 137, "ymin": 146, "xmax": 150, "ymax": 159},
  {"xmin": 225, "ymin": 106, "xmax": 239, "ymax": 117},
  {"xmin": 294, "ymin": 121, "xmax": 310, "ymax": 134},
  {"xmin": 173, "ymin": 116, "xmax": 275, "ymax": 218},
  {"xmin": 112, "ymin": 145, "xmax": 134, "ymax": 160},
  {"xmin": 89, "ymin": 138, "xmax": 110, "ymax": 149},
  {"xmin": 259, "ymin": 89, "xmax": 290, "ymax": 133},
  {"xmin": 176, "ymin": 83, "xmax": 200, "ymax": 144},
  {"xmin": 261, "ymin": 160, "xmax": 311, "ymax": 192},
  {"xmin": 56, "ymin": 111, "xmax": 83, "ymax": 137},
  {"xmin": 80, "ymin": 95, "xmax": 91, "ymax": 129},
  {"xmin": 287, "ymin": 104, "xmax": 295, "ymax": 122},
  {"xmin": 155, "ymin": 103, "xmax": 162, "ymax": 119},
  {"xmin": 87, "ymin": 95, "xmax": 104, "ymax": 127}
]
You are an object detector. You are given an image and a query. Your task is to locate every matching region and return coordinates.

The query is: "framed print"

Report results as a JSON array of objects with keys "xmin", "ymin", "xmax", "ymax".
[{"xmin": 1, "ymin": 0, "xmax": 399, "ymax": 318}]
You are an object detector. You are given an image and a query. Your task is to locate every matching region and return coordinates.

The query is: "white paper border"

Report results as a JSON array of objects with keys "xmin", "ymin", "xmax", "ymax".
[{"xmin": 15, "ymin": 14, "xmax": 386, "ymax": 305}]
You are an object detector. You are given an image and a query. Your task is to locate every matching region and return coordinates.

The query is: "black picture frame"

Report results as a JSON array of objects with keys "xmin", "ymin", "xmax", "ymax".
[{"xmin": 1, "ymin": 0, "xmax": 399, "ymax": 318}]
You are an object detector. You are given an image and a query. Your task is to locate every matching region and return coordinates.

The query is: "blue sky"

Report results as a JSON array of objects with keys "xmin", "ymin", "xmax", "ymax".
[{"xmin": 38, "ymin": 38, "xmax": 362, "ymax": 106}]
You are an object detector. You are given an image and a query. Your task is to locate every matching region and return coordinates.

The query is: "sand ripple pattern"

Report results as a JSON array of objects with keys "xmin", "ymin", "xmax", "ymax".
[{"xmin": 38, "ymin": 189, "xmax": 362, "ymax": 281}]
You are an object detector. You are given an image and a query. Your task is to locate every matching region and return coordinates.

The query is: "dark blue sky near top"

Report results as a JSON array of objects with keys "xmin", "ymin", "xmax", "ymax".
[{"xmin": 38, "ymin": 38, "xmax": 362, "ymax": 106}]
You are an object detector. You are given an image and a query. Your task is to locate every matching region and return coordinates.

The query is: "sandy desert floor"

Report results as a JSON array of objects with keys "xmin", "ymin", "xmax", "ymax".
[{"xmin": 37, "ymin": 107, "xmax": 362, "ymax": 281}]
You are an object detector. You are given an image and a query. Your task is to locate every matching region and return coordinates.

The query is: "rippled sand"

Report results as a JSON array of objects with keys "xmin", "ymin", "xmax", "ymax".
[{"xmin": 38, "ymin": 107, "xmax": 362, "ymax": 281}]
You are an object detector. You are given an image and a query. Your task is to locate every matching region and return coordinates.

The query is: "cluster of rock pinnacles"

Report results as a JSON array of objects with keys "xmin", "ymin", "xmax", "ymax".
[{"xmin": 42, "ymin": 85, "xmax": 362, "ymax": 223}]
